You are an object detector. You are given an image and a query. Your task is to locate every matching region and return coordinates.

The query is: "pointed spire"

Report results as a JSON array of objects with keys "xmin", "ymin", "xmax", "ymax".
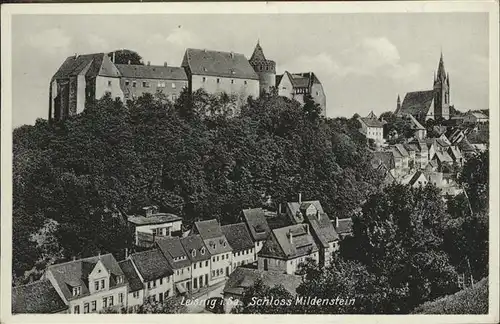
[
  {"xmin": 437, "ymin": 50, "xmax": 446, "ymax": 81},
  {"xmin": 250, "ymin": 40, "xmax": 266, "ymax": 62},
  {"xmin": 397, "ymin": 94, "xmax": 401, "ymax": 103}
]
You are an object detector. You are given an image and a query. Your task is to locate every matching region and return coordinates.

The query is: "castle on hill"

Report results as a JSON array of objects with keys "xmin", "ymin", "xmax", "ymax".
[{"xmin": 48, "ymin": 42, "xmax": 326, "ymax": 121}]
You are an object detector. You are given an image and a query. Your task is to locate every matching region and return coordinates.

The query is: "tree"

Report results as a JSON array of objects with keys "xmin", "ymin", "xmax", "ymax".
[
  {"xmin": 136, "ymin": 297, "xmax": 187, "ymax": 314},
  {"xmin": 459, "ymin": 150, "xmax": 488, "ymax": 213},
  {"xmin": 108, "ymin": 49, "xmax": 144, "ymax": 65}
]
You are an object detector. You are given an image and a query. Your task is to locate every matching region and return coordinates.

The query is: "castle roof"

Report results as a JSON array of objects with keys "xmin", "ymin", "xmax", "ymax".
[
  {"xmin": 249, "ymin": 41, "xmax": 267, "ymax": 62},
  {"xmin": 277, "ymin": 71, "xmax": 322, "ymax": 89},
  {"xmin": 52, "ymin": 53, "xmax": 121, "ymax": 80},
  {"xmin": 115, "ymin": 64, "xmax": 187, "ymax": 80},
  {"xmin": 182, "ymin": 48, "xmax": 259, "ymax": 80}
]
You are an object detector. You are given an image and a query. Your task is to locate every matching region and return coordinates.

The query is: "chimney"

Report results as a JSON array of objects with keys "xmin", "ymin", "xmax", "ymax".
[
  {"xmin": 278, "ymin": 203, "xmax": 282, "ymax": 215},
  {"xmin": 112, "ymin": 52, "xmax": 116, "ymax": 63},
  {"xmin": 335, "ymin": 216, "xmax": 339, "ymax": 229},
  {"xmin": 289, "ymin": 230, "xmax": 293, "ymax": 244},
  {"xmin": 147, "ymin": 61, "xmax": 151, "ymax": 66},
  {"xmin": 317, "ymin": 210, "xmax": 321, "ymax": 221},
  {"xmin": 98, "ymin": 251, "xmax": 101, "ymax": 259},
  {"xmin": 124, "ymin": 248, "xmax": 129, "ymax": 259},
  {"xmin": 128, "ymin": 60, "xmax": 131, "ymax": 65},
  {"xmin": 72, "ymin": 256, "xmax": 76, "ymax": 261},
  {"xmin": 298, "ymin": 192, "xmax": 302, "ymax": 204},
  {"xmin": 164, "ymin": 62, "xmax": 168, "ymax": 67},
  {"xmin": 304, "ymin": 223, "xmax": 309, "ymax": 234}
]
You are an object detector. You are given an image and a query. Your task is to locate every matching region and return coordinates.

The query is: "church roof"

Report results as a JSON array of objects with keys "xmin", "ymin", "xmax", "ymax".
[{"xmin": 400, "ymin": 90, "xmax": 435, "ymax": 116}]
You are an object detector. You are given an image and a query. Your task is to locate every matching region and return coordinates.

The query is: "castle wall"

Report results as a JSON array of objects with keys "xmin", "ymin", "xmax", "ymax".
[
  {"xmin": 95, "ymin": 76, "xmax": 124, "ymax": 102},
  {"xmin": 311, "ymin": 82, "xmax": 327, "ymax": 116},
  {"xmin": 191, "ymin": 74, "xmax": 259, "ymax": 103},
  {"xmin": 119, "ymin": 78, "xmax": 188, "ymax": 102}
]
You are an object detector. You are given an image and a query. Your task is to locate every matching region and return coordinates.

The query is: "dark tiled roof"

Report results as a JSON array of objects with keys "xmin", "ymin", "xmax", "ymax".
[
  {"xmin": 47, "ymin": 253, "xmax": 125, "ymax": 301},
  {"xmin": 304, "ymin": 213, "xmax": 339, "ymax": 248},
  {"xmin": 182, "ymin": 48, "xmax": 259, "ymax": 80},
  {"xmin": 407, "ymin": 171, "xmax": 427, "ymax": 186},
  {"xmin": 129, "ymin": 249, "xmax": 173, "ymax": 282},
  {"xmin": 155, "ymin": 237, "xmax": 191, "ymax": 270},
  {"xmin": 194, "ymin": 219, "xmax": 233, "ymax": 255},
  {"xmin": 221, "ymin": 223, "xmax": 255, "ymax": 252},
  {"xmin": 115, "ymin": 64, "xmax": 187, "ymax": 81},
  {"xmin": 52, "ymin": 53, "xmax": 120, "ymax": 80},
  {"xmin": 335, "ymin": 218, "xmax": 353, "ymax": 235},
  {"xmin": 118, "ymin": 260, "xmax": 143, "ymax": 293},
  {"xmin": 12, "ymin": 280, "xmax": 67, "ymax": 314},
  {"xmin": 394, "ymin": 144, "xmax": 410, "ymax": 158},
  {"xmin": 287, "ymin": 200, "xmax": 324, "ymax": 225},
  {"xmin": 241, "ymin": 208, "xmax": 271, "ymax": 242},
  {"xmin": 372, "ymin": 151, "xmax": 396, "ymax": 170},
  {"xmin": 259, "ymin": 224, "xmax": 319, "ymax": 260},
  {"xmin": 127, "ymin": 213, "xmax": 182, "ymax": 226},
  {"xmin": 249, "ymin": 42, "xmax": 268, "ymax": 62},
  {"xmin": 400, "ymin": 90, "xmax": 435, "ymax": 116},
  {"xmin": 435, "ymin": 151, "xmax": 454, "ymax": 163},
  {"xmin": 366, "ymin": 111, "xmax": 377, "ymax": 119},
  {"xmin": 275, "ymin": 74, "xmax": 284, "ymax": 86},
  {"xmin": 223, "ymin": 267, "xmax": 301, "ymax": 297},
  {"xmin": 180, "ymin": 235, "xmax": 211, "ymax": 262},
  {"xmin": 359, "ymin": 117, "xmax": 384, "ymax": 128},
  {"xmin": 408, "ymin": 114, "xmax": 425, "ymax": 130}
]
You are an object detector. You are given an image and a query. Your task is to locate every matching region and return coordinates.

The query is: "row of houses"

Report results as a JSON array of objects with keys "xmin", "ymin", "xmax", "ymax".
[{"xmin": 13, "ymin": 195, "xmax": 352, "ymax": 314}]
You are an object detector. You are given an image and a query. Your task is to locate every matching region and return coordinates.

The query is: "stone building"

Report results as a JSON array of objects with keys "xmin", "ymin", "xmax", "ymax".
[
  {"xmin": 248, "ymin": 41, "xmax": 276, "ymax": 95},
  {"xmin": 395, "ymin": 53, "xmax": 450, "ymax": 121},
  {"xmin": 276, "ymin": 71, "xmax": 327, "ymax": 116}
]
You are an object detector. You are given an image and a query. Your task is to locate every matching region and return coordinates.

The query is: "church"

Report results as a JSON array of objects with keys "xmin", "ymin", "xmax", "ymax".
[{"xmin": 395, "ymin": 53, "xmax": 451, "ymax": 122}]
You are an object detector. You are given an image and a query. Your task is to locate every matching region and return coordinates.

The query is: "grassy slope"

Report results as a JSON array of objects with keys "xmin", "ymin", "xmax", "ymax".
[{"xmin": 412, "ymin": 277, "xmax": 488, "ymax": 314}]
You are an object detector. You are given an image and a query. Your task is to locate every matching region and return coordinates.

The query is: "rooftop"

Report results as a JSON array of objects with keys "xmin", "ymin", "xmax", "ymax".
[
  {"xmin": 127, "ymin": 213, "xmax": 182, "ymax": 226},
  {"xmin": 115, "ymin": 64, "xmax": 187, "ymax": 81},
  {"xmin": 12, "ymin": 280, "xmax": 68, "ymax": 314},
  {"xmin": 129, "ymin": 249, "xmax": 173, "ymax": 282},
  {"xmin": 221, "ymin": 223, "xmax": 255, "ymax": 252}
]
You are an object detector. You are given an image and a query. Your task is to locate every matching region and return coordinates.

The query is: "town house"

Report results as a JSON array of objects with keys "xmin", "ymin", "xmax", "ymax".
[
  {"xmin": 128, "ymin": 249, "xmax": 174, "ymax": 304},
  {"xmin": 180, "ymin": 234, "xmax": 212, "ymax": 293},
  {"xmin": 258, "ymin": 223, "xmax": 320, "ymax": 275},
  {"xmin": 357, "ymin": 113, "xmax": 385, "ymax": 145},
  {"xmin": 221, "ymin": 223, "xmax": 256, "ymax": 269},
  {"xmin": 276, "ymin": 71, "xmax": 327, "ymax": 116},
  {"xmin": 44, "ymin": 254, "xmax": 128, "ymax": 314},
  {"xmin": 118, "ymin": 259, "xmax": 144, "ymax": 311},
  {"xmin": 191, "ymin": 219, "xmax": 233, "ymax": 285},
  {"xmin": 155, "ymin": 237, "xmax": 193, "ymax": 295},
  {"xmin": 240, "ymin": 208, "xmax": 272, "ymax": 256},
  {"xmin": 127, "ymin": 205, "xmax": 183, "ymax": 247}
]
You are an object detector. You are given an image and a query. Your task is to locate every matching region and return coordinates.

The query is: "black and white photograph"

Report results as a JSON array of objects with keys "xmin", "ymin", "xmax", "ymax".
[{"xmin": 1, "ymin": 1, "xmax": 498, "ymax": 323}]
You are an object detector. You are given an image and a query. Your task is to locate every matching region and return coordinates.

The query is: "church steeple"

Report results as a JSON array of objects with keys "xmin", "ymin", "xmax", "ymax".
[
  {"xmin": 433, "ymin": 52, "xmax": 450, "ymax": 120},
  {"xmin": 436, "ymin": 51, "xmax": 447, "ymax": 82}
]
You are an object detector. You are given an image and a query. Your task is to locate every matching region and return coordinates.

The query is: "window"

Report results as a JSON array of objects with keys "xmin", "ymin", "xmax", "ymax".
[
  {"xmin": 223, "ymin": 242, "xmax": 227, "ymax": 247},
  {"xmin": 206, "ymin": 260, "xmax": 209, "ymax": 267},
  {"xmin": 160, "ymin": 278, "xmax": 163, "ymax": 285},
  {"xmin": 201, "ymin": 247, "xmax": 205, "ymax": 255},
  {"xmin": 172, "ymin": 94, "xmax": 177, "ymax": 101},
  {"xmin": 181, "ymin": 268, "xmax": 184, "ymax": 274},
  {"xmin": 231, "ymin": 79, "xmax": 234, "ymax": 84},
  {"xmin": 91, "ymin": 301, "xmax": 97, "ymax": 311},
  {"xmin": 133, "ymin": 291, "xmax": 140, "ymax": 299},
  {"xmin": 212, "ymin": 270, "xmax": 215, "ymax": 277},
  {"xmin": 83, "ymin": 302, "xmax": 89, "ymax": 313},
  {"xmin": 74, "ymin": 305, "xmax": 80, "ymax": 314},
  {"xmin": 172, "ymin": 83, "xmax": 176, "ymax": 89},
  {"xmin": 217, "ymin": 78, "xmax": 220, "ymax": 84},
  {"xmin": 199, "ymin": 262, "xmax": 202, "ymax": 268},
  {"xmin": 72, "ymin": 286, "xmax": 81, "ymax": 296},
  {"xmin": 125, "ymin": 81, "xmax": 130, "ymax": 86},
  {"xmin": 142, "ymin": 81, "xmax": 147, "ymax": 87},
  {"xmin": 166, "ymin": 289, "xmax": 170, "ymax": 297},
  {"xmin": 119, "ymin": 293, "xmax": 124, "ymax": 304},
  {"xmin": 147, "ymin": 281, "xmax": 151, "ymax": 289},
  {"xmin": 109, "ymin": 296, "xmax": 114, "ymax": 307},
  {"xmin": 202, "ymin": 77, "xmax": 206, "ymax": 82},
  {"xmin": 100, "ymin": 279, "xmax": 105, "ymax": 290},
  {"xmin": 193, "ymin": 278, "xmax": 198, "ymax": 289},
  {"xmin": 108, "ymin": 80, "xmax": 112, "ymax": 87},
  {"xmin": 94, "ymin": 281, "xmax": 99, "ymax": 291},
  {"xmin": 212, "ymin": 257, "xmax": 215, "ymax": 262},
  {"xmin": 153, "ymin": 280, "xmax": 157, "ymax": 288},
  {"xmin": 117, "ymin": 276, "xmax": 123, "ymax": 284},
  {"xmin": 192, "ymin": 249, "xmax": 196, "ymax": 257},
  {"xmin": 194, "ymin": 263, "xmax": 197, "ymax": 269},
  {"xmin": 132, "ymin": 81, "xmax": 137, "ymax": 87},
  {"xmin": 226, "ymin": 253, "xmax": 229, "ymax": 259},
  {"xmin": 103, "ymin": 297, "xmax": 108, "ymax": 308},
  {"xmin": 217, "ymin": 256, "xmax": 219, "ymax": 262},
  {"xmin": 244, "ymin": 81, "xmax": 248, "ymax": 85},
  {"xmin": 222, "ymin": 254, "xmax": 225, "ymax": 260}
]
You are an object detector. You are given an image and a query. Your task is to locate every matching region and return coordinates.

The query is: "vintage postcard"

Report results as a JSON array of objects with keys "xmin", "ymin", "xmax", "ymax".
[{"xmin": 1, "ymin": 1, "xmax": 498, "ymax": 324}]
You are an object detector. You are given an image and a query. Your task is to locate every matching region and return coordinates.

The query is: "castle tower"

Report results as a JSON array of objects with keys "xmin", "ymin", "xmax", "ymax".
[
  {"xmin": 433, "ymin": 52, "xmax": 450, "ymax": 120},
  {"xmin": 249, "ymin": 41, "xmax": 276, "ymax": 95}
]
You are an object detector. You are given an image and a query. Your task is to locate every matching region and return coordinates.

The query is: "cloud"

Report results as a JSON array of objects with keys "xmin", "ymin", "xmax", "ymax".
[{"xmin": 26, "ymin": 28, "xmax": 71, "ymax": 55}]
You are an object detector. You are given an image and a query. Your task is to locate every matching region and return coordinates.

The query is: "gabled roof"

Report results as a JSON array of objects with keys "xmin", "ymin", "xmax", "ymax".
[
  {"xmin": 129, "ymin": 249, "xmax": 173, "ymax": 282},
  {"xmin": 224, "ymin": 267, "xmax": 302, "ymax": 297},
  {"xmin": 278, "ymin": 71, "xmax": 322, "ymax": 89},
  {"xmin": 286, "ymin": 200, "xmax": 325, "ymax": 225},
  {"xmin": 372, "ymin": 151, "xmax": 396, "ymax": 170},
  {"xmin": 193, "ymin": 219, "xmax": 233, "ymax": 255},
  {"xmin": 12, "ymin": 280, "xmax": 68, "ymax": 314},
  {"xmin": 259, "ymin": 224, "xmax": 318, "ymax": 260},
  {"xmin": 182, "ymin": 48, "xmax": 259, "ymax": 80},
  {"xmin": 52, "ymin": 53, "xmax": 121, "ymax": 80},
  {"xmin": 366, "ymin": 111, "xmax": 378, "ymax": 119},
  {"xmin": 467, "ymin": 111, "xmax": 489, "ymax": 119},
  {"xmin": 241, "ymin": 208, "xmax": 272, "ymax": 242},
  {"xmin": 304, "ymin": 213, "xmax": 339, "ymax": 248},
  {"xmin": 408, "ymin": 114, "xmax": 425, "ymax": 130},
  {"xmin": 155, "ymin": 237, "xmax": 191, "ymax": 269},
  {"xmin": 406, "ymin": 171, "xmax": 427, "ymax": 186},
  {"xmin": 400, "ymin": 90, "xmax": 435, "ymax": 116},
  {"xmin": 47, "ymin": 253, "xmax": 124, "ymax": 301},
  {"xmin": 180, "ymin": 234, "xmax": 211, "ymax": 262},
  {"xmin": 359, "ymin": 117, "xmax": 384, "ymax": 128},
  {"xmin": 127, "ymin": 213, "xmax": 182, "ymax": 226},
  {"xmin": 115, "ymin": 64, "xmax": 187, "ymax": 80},
  {"xmin": 221, "ymin": 223, "xmax": 255, "ymax": 252},
  {"xmin": 435, "ymin": 151, "xmax": 454, "ymax": 163},
  {"xmin": 393, "ymin": 144, "xmax": 409, "ymax": 158},
  {"xmin": 118, "ymin": 260, "xmax": 143, "ymax": 293}
]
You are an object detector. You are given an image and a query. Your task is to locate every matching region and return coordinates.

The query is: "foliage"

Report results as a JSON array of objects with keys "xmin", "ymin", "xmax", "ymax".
[
  {"xmin": 136, "ymin": 297, "xmax": 187, "ymax": 314},
  {"xmin": 108, "ymin": 49, "xmax": 144, "ymax": 65},
  {"xmin": 459, "ymin": 150, "xmax": 489, "ymax": 213}
]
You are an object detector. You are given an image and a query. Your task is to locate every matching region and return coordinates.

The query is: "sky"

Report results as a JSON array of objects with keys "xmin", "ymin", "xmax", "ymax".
[{"xmin": 11, "ymin": 13, "xmax": 489, "ymax": 127}]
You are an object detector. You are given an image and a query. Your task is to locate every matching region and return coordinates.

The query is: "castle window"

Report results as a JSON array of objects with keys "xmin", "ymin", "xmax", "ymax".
[
  {"xmin": 217, "ymin": 78, "xmax": 220, "ymax": 84},
  {"xmin": 172, "ymin": 83, "xmax": 176, "ymax": 89},
  {"xmin": 132, "ymin": 81, "xmax": 137, "ymax": 88},
  {"xmin": 244, "ymin": 81, "xmax": 247, "ymax": 85},
  {"xmin": 108, "ymin": 80, "xmax": 112, "ymax": 87},
  {"xmin": 202, "ymin": 77, "xmax": 206, "ymax": 82},
  {"xmin": 125, "ymin": 80, "xmax": 130, "ymax": 86},
  {"xmin": 143, "ymin": 81, "xmax": 150, "ymax": 88},
  {"xmin": 231, "ymin": 79, "xmax": 234, "ymax": 84}
]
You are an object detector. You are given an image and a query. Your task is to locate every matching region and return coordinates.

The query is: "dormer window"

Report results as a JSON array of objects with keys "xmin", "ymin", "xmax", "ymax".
[
  {"xmin": 72, "ymin": 286, "xmax": 81, "ymax": 296},
  {"xmin": 192, "ymin": 249, "xmax": 196, "ymax": 257},
  {"xmin": 200, "ymin": 247, "xmax": 206, "ymax": 255},
  {"xmin": 223, "ymin": 241, "xmax": 227, "ymax": 247},
  {"xmin": 117, "ymin": 275, "xmax": 124, "ymax": 284}
]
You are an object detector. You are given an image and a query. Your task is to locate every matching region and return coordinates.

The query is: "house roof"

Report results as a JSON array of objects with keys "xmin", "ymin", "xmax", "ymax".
[
  {"xmin": 406, "ymin": 171, "xmax": 427, "ymax": 186},
  {"xmin": 241, "ymin": 208, "xmax": 272, "ymax": 242},
  {"xmin": 278, "ymin": 71, "xmax": 322, "ymax": 89},
  {"xmin": 155, "ymin": 237, "xmax": 191, "ymax": 270},
  {"xmin": 400, "ymin": 90, "xmax": 435, "ymax": 116},
  {"xmin": 127, "ymin": 213, "xmax": 182, "ymax": 226},
  {"xmin": 221, "ymin": 223, "xmax": 255, "ymax": 252},
  {"xmin": 259, "ymin": 224, "xmax": 319, "ymax": 260},
  {"xmin": 408, "ymin": 114, "xmax": 425, "ymax": 130},
  {"xmin": 12, "ymin": 280, "xmax": 68, "ymax": 314},
  {"xmin": 359, "ymin": 117, "xmax": 384, "ymax": 128},
  {"xmin": 118, "ymin": 260, "xmax": 143, "ymax": 293},
  {"xmin": 287, "ymin": 200, "xmax": 325, "ymax": 224},
  {"xmin": 182, "ymin": 48, "xmax": 259, "ymax": 80},
  {"xmin": 448, "ymin": 146, "xmax": 463, "ymax": 160},
  {"xmin": 47, "ymin": 253, "xmax": 124, "ymax": 301},
  {"xmin": 129, "ymin": 249, "xmax": 173, "ymax": 282},
  {"xmin": 335, "ymin": 218, "xmax": 353, "ymax": 235},
  {"xmin": 180, "ymin": 234, "xmax": 211, "ymax": 262},
  {"xmin": 435, "ymin": 151, "xmax": 454, "ymax": 163},
  {"xmin": 115, "ymin": 64, "xmax": 187, "ymax": 81},
  {"xmin": 223, "ymin": 267, "xmax": 302, "ymax": 297},
  {"xmin": 193, "ymin": 219, "xmax": 233, "ymax": 255},
  {"xmin": 366, "ymin": 111, "xmax": 378, "ymax": 119},
  {"xmin": 394, "ymin": 144, "xmax": 410, "ymax": 158},
  {"xmin": 275, "ymin": 74, "xmax": 284, "ymax": 86},
  {"xmin": 304, "ymin": 213, "xmax": 339, "ymax": 248},
  {"xmin": 468, "ymin": 111, "xmax": 488, "ymax": 119},
  {"xmin": 372, "ymin": 151, "xmax": 396, "ymax": 170},
  {"xmin": 52, "ymin": 53, "xmax": 121, "ymax": 80}
]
